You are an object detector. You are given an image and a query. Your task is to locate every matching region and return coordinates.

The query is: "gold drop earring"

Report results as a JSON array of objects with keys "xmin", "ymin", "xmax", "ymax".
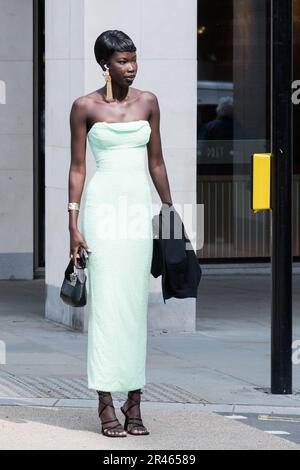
[{"xmin": 103, "ymin": 64, "xmax": 114, "ymax": 102}]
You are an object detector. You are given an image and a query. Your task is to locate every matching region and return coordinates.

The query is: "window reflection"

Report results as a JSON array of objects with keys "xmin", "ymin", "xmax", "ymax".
[{"xmin": 197, "ymin": 0, "xmax": 271, "ymax": 259}]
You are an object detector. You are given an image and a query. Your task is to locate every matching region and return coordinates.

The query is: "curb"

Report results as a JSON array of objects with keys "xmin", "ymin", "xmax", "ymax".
[{"xmin": 1, "ymin": 398, "xmax": 300, "ymax": 416}]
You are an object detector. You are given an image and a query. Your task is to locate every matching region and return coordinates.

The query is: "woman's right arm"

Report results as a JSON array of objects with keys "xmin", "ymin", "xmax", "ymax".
[{"xmin": 68, "ymin": 97, "xmax": 90, "ymax": 266}]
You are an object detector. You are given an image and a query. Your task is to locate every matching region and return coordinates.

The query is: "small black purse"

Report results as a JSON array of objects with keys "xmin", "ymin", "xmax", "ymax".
[{"xmin": 60, "ymin": 247, "xmax": 89, "ymax": 307}]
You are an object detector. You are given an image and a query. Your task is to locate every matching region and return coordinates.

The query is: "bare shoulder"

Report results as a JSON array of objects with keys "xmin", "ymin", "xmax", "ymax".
[
  {"xmin": 70, "ymin": 94, "xmax": 100, "ymax": 130},
  {"xmin": 128, "ymin": 87, "xmax": 157, "ymax": 103},
  {"xmin": 72, "ymin": 90, "xmax": 107, "ymax": 116},
  {"xmin": 138, "ymin": 89, "xmax": 159, "ymax": 104},
  {"xmin": 134, "ymin": 90, "xmax": 159, "ymax": 120},
  {"xmin": 70, "ymin": 95, "xmax": 90, "ymax": 117},
  {"xmin": 139, "ymin": 91, "xmax": 160, "ymax": 122}
]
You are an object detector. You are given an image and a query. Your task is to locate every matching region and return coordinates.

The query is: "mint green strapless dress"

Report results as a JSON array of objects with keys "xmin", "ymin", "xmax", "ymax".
[{"xmin": 81, "ymin": 120, "xmax": 153, "ymax": 392}]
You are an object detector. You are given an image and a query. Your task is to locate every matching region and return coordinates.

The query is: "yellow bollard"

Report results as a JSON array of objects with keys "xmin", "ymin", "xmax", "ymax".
[{"xmin": 251, "ymin": 153, "xmax": 272, "ymax": 213}]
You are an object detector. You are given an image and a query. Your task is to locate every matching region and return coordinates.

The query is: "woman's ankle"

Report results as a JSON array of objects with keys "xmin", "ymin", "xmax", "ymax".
[{"xmin": 97, "ymin": 390, "xmax": 111, "ymax": 397}]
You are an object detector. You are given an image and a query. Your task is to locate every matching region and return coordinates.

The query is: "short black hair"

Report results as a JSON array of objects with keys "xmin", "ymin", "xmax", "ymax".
[{"xmin": 94, "ymin": 30, "xmax": 136, "ymax": 66}]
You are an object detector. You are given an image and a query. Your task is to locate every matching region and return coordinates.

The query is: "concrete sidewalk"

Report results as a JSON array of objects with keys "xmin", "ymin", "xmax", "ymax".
[
  {"xmin": 1, "ymin": 405, "xmax": 299, "ymax": 450},
  {"xmin": 0, "ymin": 277, "xmax": 300, "ymax": 449}
]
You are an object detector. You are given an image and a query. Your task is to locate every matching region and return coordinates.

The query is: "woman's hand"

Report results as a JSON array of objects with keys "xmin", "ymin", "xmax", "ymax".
[{"xmin": 69, "ymin": 228, "xmax": 90, "ymax": 267}]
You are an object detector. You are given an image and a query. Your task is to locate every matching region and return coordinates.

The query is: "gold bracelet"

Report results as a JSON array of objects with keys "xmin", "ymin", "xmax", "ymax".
[{"xmin": 68, "ymin": 202, "xmax": 80, "ymax": 211}]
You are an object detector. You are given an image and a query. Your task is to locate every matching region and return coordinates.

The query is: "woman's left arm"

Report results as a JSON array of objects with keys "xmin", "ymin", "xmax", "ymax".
[{"xmin": 146, "ymin": 92, "xmax": 173, "ymax": 205}]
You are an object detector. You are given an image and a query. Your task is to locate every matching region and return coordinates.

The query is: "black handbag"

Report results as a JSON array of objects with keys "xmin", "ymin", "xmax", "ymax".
[{"xmin": 60, "ymin": 246, "xmax": 89, "ymax": 307}]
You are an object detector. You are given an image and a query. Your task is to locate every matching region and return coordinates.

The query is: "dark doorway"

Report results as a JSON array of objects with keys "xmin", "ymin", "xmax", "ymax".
[{"xmin": 33, "ymin": 0, "xmax": 45, "ymax": 277}]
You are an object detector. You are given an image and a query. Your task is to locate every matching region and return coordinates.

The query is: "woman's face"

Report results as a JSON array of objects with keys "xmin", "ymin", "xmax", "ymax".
[{"xmin": 104, "ymin": 51, "xmax": 138, "ymax": 86}]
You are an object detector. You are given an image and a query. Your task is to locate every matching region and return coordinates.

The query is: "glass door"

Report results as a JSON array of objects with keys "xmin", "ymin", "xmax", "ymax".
[{"xmin": 197, "ymin": 0, "xmax": 271, "ymax": 261}]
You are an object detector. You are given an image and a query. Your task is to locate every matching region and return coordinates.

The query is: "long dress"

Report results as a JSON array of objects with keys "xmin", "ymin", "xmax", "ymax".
[{"xmin": 80, "ymin": 119, "xmax": 153, "ymax": 392}]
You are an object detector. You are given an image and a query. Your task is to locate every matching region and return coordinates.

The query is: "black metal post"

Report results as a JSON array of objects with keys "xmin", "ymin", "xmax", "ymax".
[{"xmin": 271, "ymin": 0, "xmax": 293, "ymax": 394}]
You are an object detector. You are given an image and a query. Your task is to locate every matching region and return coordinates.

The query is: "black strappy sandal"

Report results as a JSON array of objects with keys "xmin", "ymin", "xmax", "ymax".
[
  {"xmin": 120, "ymin": 390, "xmax": 150, "ymax": 436},
  {"xmin": 98, "ymin": 392, "xmax": 127, "ymax": 438}
]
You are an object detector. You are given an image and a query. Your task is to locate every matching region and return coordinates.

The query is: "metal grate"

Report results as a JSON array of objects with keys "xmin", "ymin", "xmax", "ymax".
[
  {"xmin": 0, "ymin": 375, "xmax": 207, "ymax": 404},
  {"xmin": 198, "ymin": 178, "xmax": 272, "ymax": 258},
  {"xmin": 198, "ymin": 176, "xmax": 300, "ymax": 259}
]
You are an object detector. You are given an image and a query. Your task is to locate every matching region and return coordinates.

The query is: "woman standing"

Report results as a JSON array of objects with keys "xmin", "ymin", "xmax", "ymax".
[{"xmin": 68, "ymin": 30, "xmax": 173, "ymax": 438}]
